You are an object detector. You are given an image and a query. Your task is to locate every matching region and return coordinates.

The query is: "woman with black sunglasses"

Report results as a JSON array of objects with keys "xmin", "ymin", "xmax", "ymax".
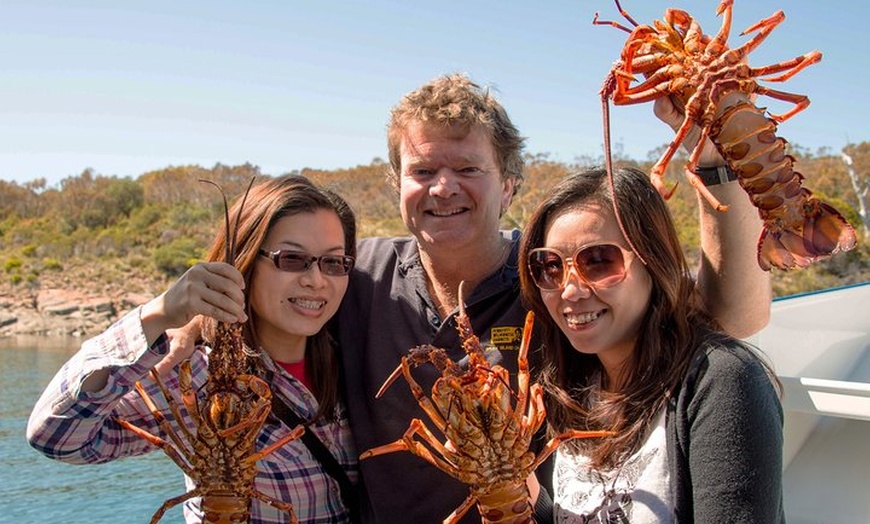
[
  {"xmin": 518, "ymin": 167, "xmax": 784, "ymax": 523},
  {"xmin": 28, "ymin": 175, "xmax": 359, "ymax": 523}
]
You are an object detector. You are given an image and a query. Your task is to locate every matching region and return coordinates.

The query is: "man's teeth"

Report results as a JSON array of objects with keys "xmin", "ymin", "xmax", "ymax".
[
  {"xmin": 430, "ymin": 209, "xmax": 462, "ymax": 216},
  {"xmin": 291, "ymin": 298, "xmax": 324, "ymax": 310},
  {"xmin": 566, "ymin": 311, "xmax": 603, "ymax": 326}
]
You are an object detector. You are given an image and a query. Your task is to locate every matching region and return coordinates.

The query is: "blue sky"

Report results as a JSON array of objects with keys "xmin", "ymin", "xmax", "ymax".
[{"xmin": 2, "ymin": 0, "xmax": 867, "ymax": 186}]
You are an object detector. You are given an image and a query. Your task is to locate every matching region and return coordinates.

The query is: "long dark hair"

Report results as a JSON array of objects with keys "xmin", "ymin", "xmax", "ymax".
[
  {"xmin": 204, "ymin": 175, "xmax": 356, "ymax": 421},
  {"xmin": 518, "ymin": 166, "xmax": 714, "ymax": 468}
]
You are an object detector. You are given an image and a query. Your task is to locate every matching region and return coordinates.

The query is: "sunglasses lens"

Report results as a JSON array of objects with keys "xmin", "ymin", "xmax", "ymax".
[
  {"xmin": 528, "ymin": 250, "xmax": 566, "ymax": 290},
  {"xmin": 264, "ymin": 250, "xmax": 355, "ymax": 276},
  {"xmin": 574, "ymin": 244, "xmax": 626, "ymax": 287},
  {"xmin": 275, "ymin": 252, "xmax": 312, "ymax": 272},
  {"xmin": 529, "ymin": 245, "xmax": 629, "ymax": 290},
  {"xmin": 318, "ymin": 255, "xmax": 355, "ymax": 276}
]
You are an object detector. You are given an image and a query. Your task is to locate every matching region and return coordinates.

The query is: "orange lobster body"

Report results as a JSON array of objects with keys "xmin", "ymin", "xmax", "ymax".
[
  {"xmin": 361, "ymin": 283, "xmax": 612, "ymax": 524},
  {"xmin": 595, "ymin": 0, "xmax": 857, "ymax": 270},
  {"xmin": 115, "ymin": 180, "xmax": 304, "ymax": 523}
]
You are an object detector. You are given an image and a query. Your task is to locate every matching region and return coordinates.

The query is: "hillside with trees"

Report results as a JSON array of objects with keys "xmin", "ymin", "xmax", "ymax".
[{"xmin": 1, "ymin": 142, "xmax": 867, "ymax": 324}]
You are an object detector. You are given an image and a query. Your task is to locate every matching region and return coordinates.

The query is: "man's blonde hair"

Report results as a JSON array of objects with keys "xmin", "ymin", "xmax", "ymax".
[{"xmin": 386, "ymin": 73, "xmax": 526, "ymax": 195}]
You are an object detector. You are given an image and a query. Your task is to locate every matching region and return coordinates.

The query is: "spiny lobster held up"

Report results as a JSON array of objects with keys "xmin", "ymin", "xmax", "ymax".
[
  {"xmin": 114, "ymin": 178, "xmax": 305, "ymax": 524},
  {"xmin": 360, "ymin": 282, "xmax": 613, "ymax": 524},
  {"xmin": 594, "ymin": 0, "xmax": 857, "ymax": 270}
]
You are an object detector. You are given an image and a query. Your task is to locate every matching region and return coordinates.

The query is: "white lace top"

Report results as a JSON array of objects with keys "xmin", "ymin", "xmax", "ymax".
[{"xmin": 553, "ymin": 409, "xmax": 674, "ymax": 523}]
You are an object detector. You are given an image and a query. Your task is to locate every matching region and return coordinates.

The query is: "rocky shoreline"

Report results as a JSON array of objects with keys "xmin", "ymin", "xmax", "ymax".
[{"xmin": 0, "ymin": 287, "xmax": 154, "ymax": 339}]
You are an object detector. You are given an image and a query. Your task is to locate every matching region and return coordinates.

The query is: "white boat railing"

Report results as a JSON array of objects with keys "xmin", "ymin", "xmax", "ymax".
[
  {"xmin": 779, "ymin": 375, "xmax": 870, "ymax": 421},
  {"xmin": 755, "ymin": 281, "xmax": 870, "ymax": 523}
]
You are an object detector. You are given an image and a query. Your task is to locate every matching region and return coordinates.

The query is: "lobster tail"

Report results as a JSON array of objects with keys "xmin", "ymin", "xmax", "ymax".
[
  {"xmin": 757, "ymin": 192, "xmax": 858, "ymax": 271},
  {"xmin": 711, "ymin": 102, "xmax": 857, "ymax": 271}
]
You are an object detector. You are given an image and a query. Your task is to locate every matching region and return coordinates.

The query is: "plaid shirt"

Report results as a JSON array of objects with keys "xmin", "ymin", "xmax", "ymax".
[{"xmin": 27, "ymin": 307, "xmax": 358, "ymax": 524}]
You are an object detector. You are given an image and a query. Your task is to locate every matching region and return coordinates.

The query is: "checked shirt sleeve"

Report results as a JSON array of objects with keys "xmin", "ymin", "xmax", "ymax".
[{"xmin": 26, "ymin": 307, "xmax": 197, "ymax": 464}]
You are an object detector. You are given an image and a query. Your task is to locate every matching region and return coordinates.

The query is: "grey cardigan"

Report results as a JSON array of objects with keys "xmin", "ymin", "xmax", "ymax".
[{"xmin": 667, "ymin": 339, "xmax": 785, "ymax": 522}]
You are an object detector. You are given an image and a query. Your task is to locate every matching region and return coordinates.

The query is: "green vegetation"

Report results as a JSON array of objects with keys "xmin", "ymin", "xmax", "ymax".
[{"xmin": 1, "ymin": 144, "xmax": 868, "ymax": 300}]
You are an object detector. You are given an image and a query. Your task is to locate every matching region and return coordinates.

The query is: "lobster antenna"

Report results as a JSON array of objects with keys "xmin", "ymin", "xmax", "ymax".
[
  {"xmin": 199, "ymin": 179, "xmax": 233, "ymax": 264},
  {"xmin": 229, "ymin": 177, "xmax": 257, "ymax": 264},
  {"xmin": 591, "ymin": 0, "xmax": 639, "ymax": 33},
  {"xmin": 599, "ymin": 78, "xmax": 648, "ymax": 267},
  {"xmin": 199, "ymin": 177, "xmax": 255, "ymax": 265},
  {"xmin": 458, "ymin": 281, "xmax": 468, "ymax": 318}
]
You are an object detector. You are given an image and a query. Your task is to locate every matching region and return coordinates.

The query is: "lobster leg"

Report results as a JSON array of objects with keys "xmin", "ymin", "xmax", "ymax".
[
  {"xmin": 704, "ymin": 0, "xmax": 734, "ymax": 57},
  {"xmin": 113, "ymin": 417, "xmax": 197, "ymax": 478},
  {"xmin": 444, "ymin": 494, "xmax": 479, "ymax": 524},
  {"xmin": 650, "ymin": 109, "xmax": 692, "ymax": 196},
  {"xmin": 149, "ymin": 367, "xmax": 197, "ymax": 446},
  {"xmin": 148, "ymin": 488, "xmax": 202, "ymax": 524},
  {"xmin": 750, "ymin": 85, "xmax": 812, "ymax": 123},
  {"xmin": 753, "ymin": 51, "xmax": 822, "ymax": 83},
  {"xmin": 591, "ymin": 0, "xmax": 638, "ymax": 33},
  {"xmin": 723, "ymin": 10, "xmax": 785, "ymax": 65},
  {"xmin": 610, "ymin": 66, "xmax": 685, "ymax": 106},
  {"xmin": 251, "ymin": 490, "xmax": 299, "ymax": 524},
  {"xmin": 520, "ymin": 384, "xmax": 547, "ymax": 443},
  {"xmin": 400, "ymin": 357, "xmax": 451, "ymax": 429},
  {"xmin": 242, "ymin": 424, "xmax": 306, "ymax": 466},
  {"xmin": 216, "ymin": 396, "xmax": 271, "ymax": 438},
  {"xmin": 708, "ymin": 74, "xmax": 814, "ymax": 125},
  {"xmin": 131, "ymin": 379, "xmax": 195, "ymax": 457},
  {"xmin": 360, "ymin": 418, "xmax": 464, "ymax": 479},
  {"xmin": 684, "ymin": 125, "xmax": 729, "ymax": 211},
  {"xmin": 178, "ymin": 360, "xmax": 217, "ymax": 442},
  {"xmin": 528, "ymin": 430, "xmax": 616, "ymax": 472},
  {"xmin": 514, "ymin": 312, "xmax": 534, "ymax": 423}
]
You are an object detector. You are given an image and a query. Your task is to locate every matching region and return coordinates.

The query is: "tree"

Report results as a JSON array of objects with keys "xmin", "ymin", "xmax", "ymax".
[{"xmin": 842, "ymin": 143, "xmax": 870, "ymax": 237}]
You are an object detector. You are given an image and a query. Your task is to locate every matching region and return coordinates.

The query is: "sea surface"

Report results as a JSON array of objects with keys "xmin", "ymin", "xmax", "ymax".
[{"xmin": 1, "ymin": 336, "xmax": 184, "ymax": 523}]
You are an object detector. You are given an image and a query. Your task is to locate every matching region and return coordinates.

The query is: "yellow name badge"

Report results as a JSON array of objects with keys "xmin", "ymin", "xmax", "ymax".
[{"xmin": 488, "ymin": 326, "xmax": 524, "ymax": 352}]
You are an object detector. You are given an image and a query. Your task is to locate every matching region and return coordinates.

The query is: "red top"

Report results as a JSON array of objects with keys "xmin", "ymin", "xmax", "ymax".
[{"xmin": 275, "ymin": 359, "xmax": 313, "ymax": 393}]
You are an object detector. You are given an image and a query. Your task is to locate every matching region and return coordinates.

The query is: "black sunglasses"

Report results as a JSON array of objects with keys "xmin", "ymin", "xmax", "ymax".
[{"xmin": 259, "ymin": 249, "xmax": 355, "ymax": 276}]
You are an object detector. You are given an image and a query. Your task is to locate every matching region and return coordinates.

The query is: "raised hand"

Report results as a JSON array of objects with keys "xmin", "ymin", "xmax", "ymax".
[{"xmin": 140, "ymin": 261, "xmax": 247, "ymax": 347}]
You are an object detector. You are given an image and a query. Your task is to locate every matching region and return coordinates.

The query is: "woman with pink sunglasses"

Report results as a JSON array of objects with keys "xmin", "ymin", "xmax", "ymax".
[{"xmin": 518, "ymin": 167, "xmax": 784, "ymax": 523}]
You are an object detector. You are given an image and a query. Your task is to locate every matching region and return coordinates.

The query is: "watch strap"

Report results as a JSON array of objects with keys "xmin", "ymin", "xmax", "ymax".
[{"xmin": 695, "ymin": 165, "xmax": 738, "ymax": 186}]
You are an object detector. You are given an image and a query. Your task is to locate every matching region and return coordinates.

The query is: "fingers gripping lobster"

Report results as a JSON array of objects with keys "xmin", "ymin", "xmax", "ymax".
[
  {"xmin": 360, "ymin": 282, "xmax": 612, "ymax": 524},
  {"xmin": 114, "ymin": 179, "xmax": 305, "ymax": 524},
  {"xmin": 594, "ymin": 0, "xmax": 857, "ymax": 270}
]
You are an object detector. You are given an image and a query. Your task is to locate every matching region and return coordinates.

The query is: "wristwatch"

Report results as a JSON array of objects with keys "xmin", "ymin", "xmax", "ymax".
[{"xmin": 695, "ymin": 165, "xmax": 738, "ymax": 186}]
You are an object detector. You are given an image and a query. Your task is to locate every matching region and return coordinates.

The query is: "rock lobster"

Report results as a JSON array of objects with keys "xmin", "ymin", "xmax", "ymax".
[
  {"xmin": 360, "ymin": 282, "xmax": 612, "ymax": 524},
  {"xmin": 594, "ymin": 0, "xmax": 857, "ymax": 270},
  {"xmin": 114, "ymin": 179, "xmax": 305, "ymax": 524}
]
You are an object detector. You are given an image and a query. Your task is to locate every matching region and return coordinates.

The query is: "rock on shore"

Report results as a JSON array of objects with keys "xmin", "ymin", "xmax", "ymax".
[{"xmin": 0, "ymin": 288, "xmax": 153, "ymax": 338}]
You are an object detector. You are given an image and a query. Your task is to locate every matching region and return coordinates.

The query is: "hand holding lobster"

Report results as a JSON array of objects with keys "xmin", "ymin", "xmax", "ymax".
[
  {"xmin": 653, "ymin": 91, "xmax": 748, "ymax": 173},
  {"xmin": 115, "ymin": 179, "xmax": 305, "ymax": 524},
  {"xmin": 145, "ymin": 261, "xmax": 247, "ymax": 374}
]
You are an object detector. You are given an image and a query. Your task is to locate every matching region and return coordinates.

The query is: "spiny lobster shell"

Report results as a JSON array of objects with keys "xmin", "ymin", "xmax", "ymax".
[
  {"xmin": 361, "ymin": 284, "xmax": 612, "ymax": 524},
  {"xmin": 596, "ymin": 0, "xmax": 857, "ymax": 270}
]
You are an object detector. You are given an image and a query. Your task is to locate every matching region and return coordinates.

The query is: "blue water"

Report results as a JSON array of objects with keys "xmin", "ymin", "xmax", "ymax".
[{"xmin": 1, "ymin": 337, "xmax": 184, "ymax": 523}]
